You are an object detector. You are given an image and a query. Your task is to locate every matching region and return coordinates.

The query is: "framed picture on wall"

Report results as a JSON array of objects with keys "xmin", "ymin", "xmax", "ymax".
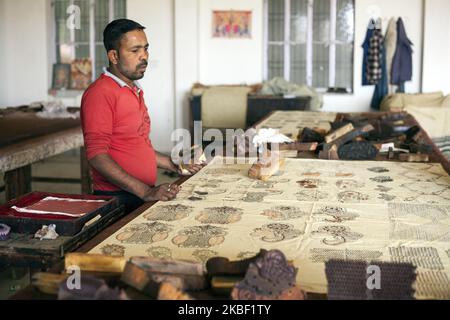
[
  {"xmin": 212, "ymin": 10, "xmax": 252, "ymax": 38},
  {"xmin": 51, "ymin": 63, "xmax": 71, "ymax": 90},
  {"xmin": 70, "ymin": 58, "xmax": 92, "ymax": 90}
]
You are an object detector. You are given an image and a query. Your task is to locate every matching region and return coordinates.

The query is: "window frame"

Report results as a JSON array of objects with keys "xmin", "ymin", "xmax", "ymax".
[
  {"xmin": 52, "ymin": 0, "xmax": 118, "ymax": 83},
  {"xmin": 263, "ymin": 0, "xmax": 355, "ymax": 93}
]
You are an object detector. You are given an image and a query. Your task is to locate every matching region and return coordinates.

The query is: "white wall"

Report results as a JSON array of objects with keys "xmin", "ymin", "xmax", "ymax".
[
  {"xmin": 197, "ymin": 0, "xmax": 263, "ymax": 85},
  {"xmin": 422, "ymin": 0, "xmax": 450, "ymax": 95},
  {"xmin": 174, "ymin": 0, "xmax": 199, "ymax": 131},
  {"xmin": 323, "ymin": 0, "xmax": 424, "ymax": 112},
  {"xmin": 0, "ymin": 0, "xmax": 51, "ymax": 107},
  {"xmin": 127, "ymin": 0, "xmax": 175, "ymax": 153}
]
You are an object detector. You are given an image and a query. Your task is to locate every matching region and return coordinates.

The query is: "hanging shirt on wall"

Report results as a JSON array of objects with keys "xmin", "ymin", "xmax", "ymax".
[
  {"xmin": 391, "ymin": 18, "xmax": 413, "ymax": 90},
  {"xmin": 361, "ymin": 20, "xmax": 375, "ymax": 86},
  {"xmin": 366, "ymin": 20, "xmax": 384, "ymax": 85}
]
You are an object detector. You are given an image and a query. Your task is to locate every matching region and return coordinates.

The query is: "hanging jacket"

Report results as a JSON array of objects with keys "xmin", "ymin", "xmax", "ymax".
[
  {"xmin": 391, "ymin": 18, "xmax": 413, "ymax": 86},
  {"xmin": 384, "ymin": 17, "xmax": 398, "ymax": 92},
  {"xmin": 361, "ymin": 20, "xmax": 375, "ymax": 86}
]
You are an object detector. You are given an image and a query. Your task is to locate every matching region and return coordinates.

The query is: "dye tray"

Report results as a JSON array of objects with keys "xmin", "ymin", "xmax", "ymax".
[{"xmin": 0, "ymin": 192, "xmax": 120, "ymax": 236}]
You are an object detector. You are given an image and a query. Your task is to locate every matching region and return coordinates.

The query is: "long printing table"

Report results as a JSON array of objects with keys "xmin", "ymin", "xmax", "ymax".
[
  {"xmin": 254, "ymin": 110, "xmax": 450, "ymax": 173},
  {"xmin": 10, "ymin": 111, "xmax": 450, "ymax": 300}
]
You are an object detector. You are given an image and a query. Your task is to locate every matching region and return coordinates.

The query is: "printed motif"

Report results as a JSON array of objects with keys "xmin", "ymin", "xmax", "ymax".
[
  {"xmin": 116, "ymin": 222, "xmax": 172, "ymax": 244},
  {"xmin": 389, "ymin": 247, "xmax": 444, "ymax": 270},
  {"xmin": 313, "ymin": 206, "xmax": 359, "ymax": 223},
  {"xmin": 368, "ymin": 167, "xmax": 390, "ymax": 173},
  {"xmin": 378, "ymin": 193, "xmax": 396, "ymax": 201},
  {"xmin": 100, "ymin": 244, "xmax": 125, "ymax": 257},
  {"xmin": 309, "ymin": 248, "xmax": 383, "ymax": 263},
  {"xmin": 296, "ymin": 190, "xmax": 329, "ymax": 201},
  {"xmin": 297, "ymin": 179, "xmax": 326, "ymax": 189},
  {"xmin": 196, "ymin": 206, "xmax": 243, "ymax": 224},
  {"xmin": 312, "ymin": 225, "xmax": 363, "ymax": 245},
  {"xmin": 242, "ymin": 191, "xmax": 283, "ymax": 202},
  {"xmin": 415, "ymin": 271, "xmax": 450, "ymax": 299},
  {"xmin": 261, "ymin": 206, "xmax": 307, "ymax": 221},
  {"xmin": 172, "ymin": 225, "xmax": 227, "ymax": 248},
  {"xmin": 143, "ymin": 204, "xmax": 194, "ymax": 221},
  {"xmin": 335, "ymin": 180, "xmax": 364, "ymax": 189},
  {"xmin": 370, "ymin": 176, "xmax": 394, "ymax": 183},
  {"xmin": 192, "ymin": 249, "xmax": 219, "ymax": 263},
  {"xmin": 146, "ymin": 246, "xmax": 172, "ymax": 260},
  {"xmin": 251, "ymin": 223, "xmax": 303, "ymax": 242},
  {"xmin": 337, "ymin": 191, "xmax": 369, "ymax": 203}
]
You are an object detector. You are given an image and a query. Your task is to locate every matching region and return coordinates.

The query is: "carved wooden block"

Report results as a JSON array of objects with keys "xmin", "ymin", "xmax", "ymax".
[
  {"xmin": 121, "ymin": 257, "xmax": 208, "ymax": 297},
  {"xmin": 399, "ymin": 153, "xmax": 429, "ymax": 162},
  {"xmin": 206, "ymin": 249, "xmax": 267, "ymax": 277},
  {"xmin": 231, "ymin": 250, "xmax": 305, "ymax": 300},
  {"xmin": 325, "ymin": 123, "xmax": 354, "ymax": 143}
]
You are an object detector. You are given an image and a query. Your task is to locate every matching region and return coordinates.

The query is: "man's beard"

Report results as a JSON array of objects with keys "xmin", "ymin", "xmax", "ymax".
[{"xmin": 119, "ymin": 61, "xmax": 148, "ymax": 80}]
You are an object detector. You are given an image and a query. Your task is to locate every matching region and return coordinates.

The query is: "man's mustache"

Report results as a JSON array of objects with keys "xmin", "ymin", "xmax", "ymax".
[{"xmin": 137, "ymin": 61, "xmax": 148, "ymax": 69}]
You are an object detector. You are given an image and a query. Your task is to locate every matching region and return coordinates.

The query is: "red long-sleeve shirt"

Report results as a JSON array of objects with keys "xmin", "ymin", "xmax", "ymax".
[{"xmin": 81, "ymin": 74, "xmax": 157, "ymax": 191}]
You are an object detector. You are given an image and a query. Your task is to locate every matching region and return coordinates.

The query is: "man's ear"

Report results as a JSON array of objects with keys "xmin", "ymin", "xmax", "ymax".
[{"xmin": 107, "ymin": 49, "xmax": 119, "ymax": 65}]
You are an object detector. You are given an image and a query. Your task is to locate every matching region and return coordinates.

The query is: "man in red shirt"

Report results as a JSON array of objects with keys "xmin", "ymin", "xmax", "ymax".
[{"xmin": 81, "ymin": 19, "xmax": 201, "ymax": 213}]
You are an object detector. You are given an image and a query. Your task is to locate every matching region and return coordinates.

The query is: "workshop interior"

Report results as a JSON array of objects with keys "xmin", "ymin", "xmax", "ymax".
[{"xmin": 0, "ymin": 0, "xmax": 449, "ymax": 301}]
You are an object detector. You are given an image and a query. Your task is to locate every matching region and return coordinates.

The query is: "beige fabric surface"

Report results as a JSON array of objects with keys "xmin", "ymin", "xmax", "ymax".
[
  {"xmin": 255, "ymin": 110, "xmax": 337, "ymax": 139},
  {"xmin": 91, "ymin": 157, "xmax": 450, "ymax": 299},
  {"xmin": 406, "ymin": 105, "xmax": 450, "ymax": 139},
  {"xmin": 381, "ymin": 92, "xmax": 446, "ymax": 112},
  {"xmin": 201, "ymin": 86, "xmax": 252, "ymax": 129}
]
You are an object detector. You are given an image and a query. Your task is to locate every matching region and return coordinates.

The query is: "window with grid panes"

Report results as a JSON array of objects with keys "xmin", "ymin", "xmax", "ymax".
[
  {"xmin": 265, "ymin": 0, "xmax": 354, "ymax": 92},
  {"xmin": 54, "ymin": 0, "xmax": 126, "ymax": 82}
]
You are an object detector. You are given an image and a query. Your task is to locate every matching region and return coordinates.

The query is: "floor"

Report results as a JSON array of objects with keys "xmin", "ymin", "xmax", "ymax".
[{"xmin": 0, "ymin": 150, "xmax": 178, "ymax": 299}]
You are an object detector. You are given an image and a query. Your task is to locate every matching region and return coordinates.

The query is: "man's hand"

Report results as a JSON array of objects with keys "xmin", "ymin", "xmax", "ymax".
[
  {"xmin": 141, "ymin": 183, "xmax": 180, "ymax": 202},
  {"xmin": 178, "ymin": 163, "xmax": 204, "ymax": 176}
]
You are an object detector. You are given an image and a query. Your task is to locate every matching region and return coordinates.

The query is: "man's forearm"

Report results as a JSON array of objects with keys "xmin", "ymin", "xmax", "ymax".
[
  {"xmin": 88, "ymin": 153, "xmax": 150, "ymax": 198},
  {"xmin": 156, "ymin": 152, "xmax": 177, "ymax": 172}
]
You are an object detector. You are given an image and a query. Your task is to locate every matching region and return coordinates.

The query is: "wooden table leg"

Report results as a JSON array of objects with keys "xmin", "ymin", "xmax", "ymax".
[
  {"xmin": 80, "ymin": 147, "xmax": 92, "ymax": 195},
  {"xmin": 4, "ymin": 165, "xmax": 31, "ymax": 201}
]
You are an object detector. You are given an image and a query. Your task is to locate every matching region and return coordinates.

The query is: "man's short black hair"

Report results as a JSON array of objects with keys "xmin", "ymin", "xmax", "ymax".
[{"xmin": 103, "ymin": 19, "xmax": 145, "ymax": 51}]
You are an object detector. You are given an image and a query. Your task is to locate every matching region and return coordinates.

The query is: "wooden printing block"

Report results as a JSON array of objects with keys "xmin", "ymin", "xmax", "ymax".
[
  {"xmin": 298, "ymin": 127, "xmax": 325, "ymax": 143},
  {"xmin": 210, "ymin": 276, "xmax": 243, "ymax": 296},
  {"xmin": 400, "ymin": 142, "xmax": 433, "ymax": 154},
  {"xmin": 325, "ymin": 260, "xmax": 416, "ymax": 300},
  {"xmin": 338, "ymin": 141, "xmax": 378, "ymax": 161},
  {"xmin": 319, "ymin": 144, "xmax": 339, "ymax": 160},
  {"xmin": 32, "ymin": 272, "xmax": 68, "ymax": 295},
  {"xmin": 248, "ymin": 154, "xmax": 285, "ymax": 181},
  {"xmin": 330, "ymin": 124, "xmax": 374, "ymax": 148},
  {"xmin": 120, "ymin": 257, "xmax": 208, "ymax": 297},
  {"xmin": 206, "ymin": 249, "xmax": 268, "ymax": 277},
  {"xmin": 278, "ymin": 142, "xmax": 318, "ymax": 152},
  {"xmin": 325, "ymin": 123, "xmax": 355, "ymax": 143},
  {"xmin": 398, "ymin": 153, "xmax": 429, "ymax": 162},
  {"xmin": 231, "ymin": 250, "xmax": 305, "ymax": 300},
  {"xmin": 65, "ymin": 253, "xmax": 126, "ymax": 273},
  {"xmin": 157, "ymin": 282, "xmax": 194, "ymax": 300},
  {"xmin": 320, "ymin": 124, "xmax": 375, "ymax": 158}
]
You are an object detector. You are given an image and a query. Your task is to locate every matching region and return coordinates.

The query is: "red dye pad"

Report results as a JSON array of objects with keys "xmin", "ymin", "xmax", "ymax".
[
  {"xmin": 0, "ymin": 192, "xmax": 120, "ymax": 235},
  {"xmin": 11, "ymin": 196, "xmax": 107, "ymax": 218}
]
